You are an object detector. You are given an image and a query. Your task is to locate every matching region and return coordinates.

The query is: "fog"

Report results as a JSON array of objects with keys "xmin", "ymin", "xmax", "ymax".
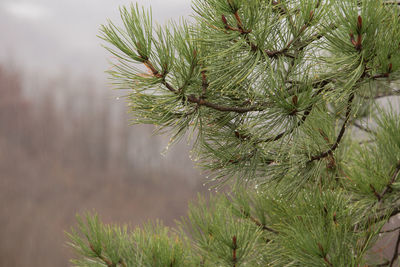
[
  {"xmin": 0, "ymin": 1, "xmax": 204, "ymax": 266},
  {"xmin": 0, "ymin": 0, "xmax": 191, "ymax": 75}
]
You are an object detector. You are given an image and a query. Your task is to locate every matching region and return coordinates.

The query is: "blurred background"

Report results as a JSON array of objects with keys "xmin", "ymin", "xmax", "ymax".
[{"xmin": 0, "ymin": 0, "xmax": 206, "ymax": 266}]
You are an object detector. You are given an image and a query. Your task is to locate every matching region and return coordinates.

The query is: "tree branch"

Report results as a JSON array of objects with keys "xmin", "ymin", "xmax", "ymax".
[
  {"xmin": 221, "ymin": 7, "xmax": 323, "ymax": 58},
  {"xmin": 201, "ymin": 70, "xmax": 208, "ymax": 96},
  {"xmin": 89, "ymin": 243, "xmax": 115, "ymax": 267},
  {"xmin": 381, "ymin": 225, "xmax": 400, "ymax": 233},
  {"xmin": 141, "ymin": 59, "xmax": 269, "ymax": 114},
  {"xmin": 384, "ymin": 1, "xmax": 400, "ymax": 6},
  {"xmin": 249, "ymin": 215, "xmax": 279, "ymax": 234},
  {"xmin": 232, "ymin": 236, "xmax": 238, "ymax": 267},
  {"xmin": 309, "ymin": 93, "xmax": 355, "ymax": 162},
  {"xmin": 351, "ymin": 120, "xmax": 374, "ymax": 134},
  {"xmin": 257, "ymin": 83, "xmax": 328, "ymax": 144},
  {"xmin": 373, "ymin": 161, "xmax": 400, "ymax": 203},
  {"xmin": 240, "ymin": 208, "xmax": 279, "ymax": 234},
  {"xmin": 185, "ymin": 94, "xmax": 266, "ymax": 113},
  {"xmin": 317, "ymin": 243, "xmax": 333, "ymax": 267}
]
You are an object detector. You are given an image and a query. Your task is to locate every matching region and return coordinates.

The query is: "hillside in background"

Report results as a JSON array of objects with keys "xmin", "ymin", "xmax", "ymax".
[{"xmin": 0, "ymin": 64, "xmax": 205, "ymax": 266}]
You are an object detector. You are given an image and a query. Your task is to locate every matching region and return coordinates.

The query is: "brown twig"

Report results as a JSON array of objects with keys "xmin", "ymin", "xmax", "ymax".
[
  {"xmin": 258, "ymin": 84, "xmax": 327, "ymax": 144},
  {"xmin": 89, "ymin": 243, "xmax": 114, "ymax": 267},
  {"xmin": 250, "ymin": 215, "xmax": 278, "ymax": 234},
  {"xmin": 369, "ymin": 207, "xmax": 400, "ymax": 229},
  {"xmin": 372, "ymin": 73, "xmax": 390, "ymax": 79},
  {"xmin": 186, "ymin": 94, "xmax": 266, "ymax": 113},
  {"xmin": 381, "ymin": 226, "xmax": 400, "ymax": 233},
  {"xmin": 221, "ymin": 3, "xmax": 330, "ymax": 60},
  {"xmin": 374, "ymin": 161, "xmax": 400, "ymax": 202},
  {"xmin": 351, "ymin": 121, "xmax": 374, "ymax": 134},
  {"xmin": 221, "ymin": 14, "xmax": 251, "ymax": 34},
  {"xmin": 375, "ymin": 260, "xmax": 390, "ymax": 267},
  {"xmin": 232, "ymin": 236, "xmax": 238, "ymax": 267},
  {"xmin": 240, "ymin": 208, "xmax": 279, "ymax": 234},
  {"xmin": 309, "ymin": 93, "xmax": 354, "ymax": 162},
  {"xmin": 370, "ymin": 184, "xmax": 382, "ymax": 201},
  {"xmin": 383, "ymin": 1, "xmax": 400, "ymax": 6},
  {"xmin": 234, "ymin": 11, "xmax": 248, "ymax": 33},
  {"xmin": 357, "ymin": 89, "xmax": 399, "ymax": 100},
  {"xmin": 317, "ymin": 243, "xmax": 333, "ymax": 267},
  {"xmin": 201, "ymin": 70, "xmax": 208, "ymax": 96},
  {"xmin": 143, "ymin": 59, "xmax": 163, "ymax": 78},
  {"xmin": 265, "ymin": 8, "xmax": 316, "ymax": 58},
  {"xmin": 221, "ymin": 13, "xmax": 257, "ymax": 53},
  {"xmin": 140, "ymin": 58, "xmax": 268, "ymax": 114},
  {"xmin": 249, "ymin": 215, "xmax": 279, "ymax": 234}
]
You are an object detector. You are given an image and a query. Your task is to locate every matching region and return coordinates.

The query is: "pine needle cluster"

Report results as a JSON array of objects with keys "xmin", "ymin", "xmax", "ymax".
[{"xmin": 68, "ymin": 1, "xmax": 400, "ymax": 266}]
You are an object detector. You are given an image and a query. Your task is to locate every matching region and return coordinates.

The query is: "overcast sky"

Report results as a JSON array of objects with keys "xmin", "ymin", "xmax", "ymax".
[{"xmin": 0, "ymin": 0, "xmax": 191, "ymax": 78}]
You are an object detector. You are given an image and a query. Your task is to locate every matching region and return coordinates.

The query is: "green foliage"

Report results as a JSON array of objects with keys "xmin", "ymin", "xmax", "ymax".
[
  {"xmin": 68, "ymin": 0, "xmax": 400, "ymax": 266},
  {"xmin": 67, "ymin": 214, "xmax": 190, "ymax": 266}
]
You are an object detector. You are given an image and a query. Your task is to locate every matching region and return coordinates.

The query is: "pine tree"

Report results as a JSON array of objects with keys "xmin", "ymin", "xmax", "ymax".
[{"xmin": 67, "ymin": 0, "xmax": 400, "ymax": 266}]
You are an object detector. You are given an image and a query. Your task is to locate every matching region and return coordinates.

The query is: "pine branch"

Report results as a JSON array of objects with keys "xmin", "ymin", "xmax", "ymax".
[
  {"xmin": 221, "ymin": 13, "xmax": 256, "ymax": 52},
  {"xmin": 222, "ymin": 5, "xmax": 326, "ymax": 58},
  {"xmin": 260, "ymin": 85, "xmax": 327, "ymax": 143},
  {"xmin": 351, "ymin": 121, "xmax": 374, "ymax": 134},
  {"xmin": 232, "ymin": 236, "xmax": 237, "ymax": 267},
  {"xmin": 248, "ymin": 215, "xmax": 279, "ymax": 234},
  {"xmin": 272, "ymin": 1, "xmax": 296, "ymax": 33},
  {"xmin": 94, "ymin": 3, "xmax": 400, "ymax": 266},
  {"xmin": 373, "ymin": 92, "xmax": 400, "ymax": 99},
  {"xmin": 89, "ymin": 243, "xmax": 115, "ymax": 267},
  {"xmin": 317, "ymin": 243, "xmax": 333, "ymax": 267},
  {"xmin": 369, "ymin": 207, "xmax": 400, "ymax": 229},
  {"xmin": 240, "ymin": 208, "xmax": 278, "ymax": 234},
  {"xmin": 142, "ymin": 58, "xmax": 269, "ymax": 114},
  {"xmin": 372, "ymin": 161, "xmax": 400, "ymax": 202},
  {"xmin": 185, "ymin": 94, "xmax": 266, "ymax": 113},
  {"xmin": 310, "ymin": 93, "xmax": 355, "ymax": 162}
]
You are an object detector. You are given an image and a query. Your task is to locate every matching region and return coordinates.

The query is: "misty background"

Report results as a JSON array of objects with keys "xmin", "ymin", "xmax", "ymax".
[{"xmin": 0, "ymin": 1, "xmax": 206, "ymax": 266}]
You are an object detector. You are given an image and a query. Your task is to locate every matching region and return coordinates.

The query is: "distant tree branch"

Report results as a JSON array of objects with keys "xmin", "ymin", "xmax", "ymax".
[
  {"xmin": 358, "ymin": 90, "xmax": 400, "ymax": 100},
  {"xmin": 351, "ymin": 120, "xmax": 374, "ymax": 134},
  {"xmin": 381, "ymin": 225, "xmax": 400, "ymax": 234},
  {"xmin": 383, "ymin": 1, "xmax": 400, "ymax": 6}
]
